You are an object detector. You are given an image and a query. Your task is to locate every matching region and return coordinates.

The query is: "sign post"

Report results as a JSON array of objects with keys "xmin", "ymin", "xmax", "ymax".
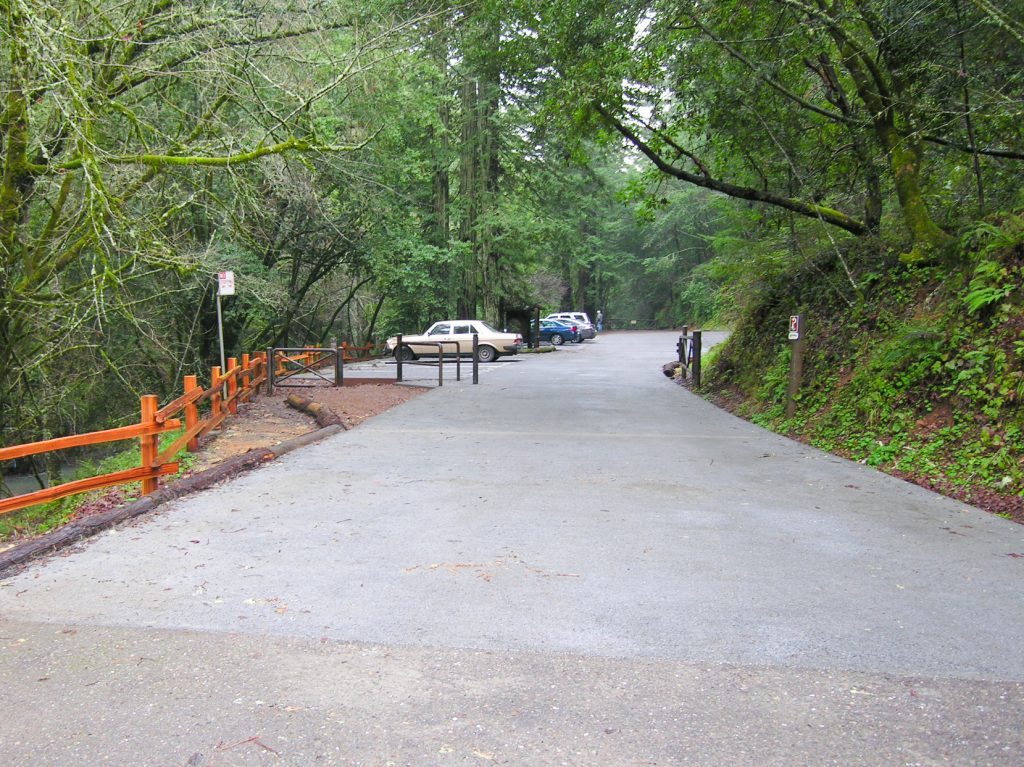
[
  {"xmin": 786, "ymin": 314, "xmax": 804, "ymax": 418},
  {"xmin": 216, "ymin": 272, "xmax": 235, "ymax": 386}
]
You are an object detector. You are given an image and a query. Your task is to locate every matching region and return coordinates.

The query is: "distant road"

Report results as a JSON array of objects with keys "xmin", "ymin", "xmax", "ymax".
[{"xmin": 2, "ymin": 330, "xmax": 1022, "ymax": 766}]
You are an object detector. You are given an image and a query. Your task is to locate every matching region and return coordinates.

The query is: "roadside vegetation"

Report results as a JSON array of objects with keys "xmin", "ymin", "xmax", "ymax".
[{"xmin": 705, "ymin": 213, "xmax": 1024, "ymax": 520}]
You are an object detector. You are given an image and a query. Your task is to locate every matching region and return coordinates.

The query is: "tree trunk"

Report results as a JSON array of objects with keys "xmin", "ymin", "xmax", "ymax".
[
  {"xmin": 458, "ymin": 77, "xmax": 479, "ymax": 318},
  {"xmin": 429, "ymin": 12, "xmax": 451, "ymax": 249},
  {"xmin": 876, "ymin": 123, "xmax": 951, "ymax": 256}
]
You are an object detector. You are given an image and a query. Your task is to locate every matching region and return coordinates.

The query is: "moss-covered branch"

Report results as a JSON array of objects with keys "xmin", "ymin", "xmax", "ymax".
[
  {"xmin": 24, "ymin": 134, "xmax": 375, "ymax": 174},
  {"xmin": 595, "ymin": 104, "xmax": 869, "ymax": 237}
]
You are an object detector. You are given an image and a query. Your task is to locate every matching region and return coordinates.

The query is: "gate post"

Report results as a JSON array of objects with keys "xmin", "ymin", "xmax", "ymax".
[
  {"xmin": 473, "ymin": 334, "xmax": 479, "ymax": 384},
  {"xmin": 266, "ymin": 348, "xmax": 275, "ymax": 396},
  {"xmin": 691, "ymin": 331, "xmax": 702, "ymax": 389}
]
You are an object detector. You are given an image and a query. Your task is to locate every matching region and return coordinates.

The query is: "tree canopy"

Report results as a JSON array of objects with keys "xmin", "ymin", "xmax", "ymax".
[{"xmin": 2, "ymin": 0, "xmax": 1023, "ymax": 466}]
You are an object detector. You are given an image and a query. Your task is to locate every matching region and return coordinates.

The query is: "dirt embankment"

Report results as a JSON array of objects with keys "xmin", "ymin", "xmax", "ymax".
[{"xmin": 191, "ymin": 384, "xmax": 422, "ymax": 471}]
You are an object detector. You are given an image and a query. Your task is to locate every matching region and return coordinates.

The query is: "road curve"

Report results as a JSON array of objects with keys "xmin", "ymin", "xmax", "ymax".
[{"xmin": 2, "ymin": 330, "xmax": 1022, "ymax": 766}]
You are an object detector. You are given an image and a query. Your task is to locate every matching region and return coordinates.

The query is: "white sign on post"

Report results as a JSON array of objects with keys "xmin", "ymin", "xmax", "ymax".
[
  {"xmin": 788, "ymin": 315, "xmax": 800, "ymax": 340},
  {"xmin": 218, "ymin": 271, "xmax": 235, "ymax": 296}
]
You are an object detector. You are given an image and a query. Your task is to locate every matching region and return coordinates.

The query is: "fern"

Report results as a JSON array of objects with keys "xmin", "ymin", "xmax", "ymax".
[{"xmin": 964, "ymin": 260, "xmax": 1013, "ymax": 314}]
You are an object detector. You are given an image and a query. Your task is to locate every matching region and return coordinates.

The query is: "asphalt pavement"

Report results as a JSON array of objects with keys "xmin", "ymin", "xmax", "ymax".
[{"xmin": 2, "ymin": 331, "xmax": 1023, "ymax": 766}]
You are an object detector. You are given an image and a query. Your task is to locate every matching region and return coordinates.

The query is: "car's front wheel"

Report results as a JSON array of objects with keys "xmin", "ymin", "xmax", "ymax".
[
  {"xmin": 395, "ymin": 345, "xmax": 415, "ymax": 362},
  {"xmin": 550, "ymin": 333, "xmax": 564, "ymax": 346},
  {"xmin": 476, "ymin": 345, "xmax": 498, "ymax": 363}
]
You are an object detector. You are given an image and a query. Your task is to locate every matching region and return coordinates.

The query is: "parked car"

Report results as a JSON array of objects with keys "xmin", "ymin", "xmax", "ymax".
[
  {"xmin": 531, "ymin": 319, "xmax": 581, "ymax": 346},
  {"xmin": 386, "ymin": 320, "xmax": 522, "ymax": 363},
  {"xmin": 545, "ymin": 312, "xmax": 597, "ymax": 340}
]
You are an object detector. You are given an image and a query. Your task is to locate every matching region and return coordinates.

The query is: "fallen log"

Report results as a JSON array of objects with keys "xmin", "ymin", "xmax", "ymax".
[{"xmin": 285, "ymin": 394, "xmax": 346, "ymax": 429}]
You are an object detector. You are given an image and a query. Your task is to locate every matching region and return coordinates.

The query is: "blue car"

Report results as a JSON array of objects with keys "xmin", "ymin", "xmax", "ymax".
[{"xmin": 531, "ymin": 319, "xmax": 581, "ymax": 346}]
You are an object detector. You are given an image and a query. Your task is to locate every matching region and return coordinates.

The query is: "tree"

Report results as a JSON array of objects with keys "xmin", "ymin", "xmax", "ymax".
[
  {"xmin": 500, "ymin": 0, "xmax": 1024, "ymax": 255},
  {"xmin": 0, "ymin": 0, "xmax": 433, "ymax": 451}
]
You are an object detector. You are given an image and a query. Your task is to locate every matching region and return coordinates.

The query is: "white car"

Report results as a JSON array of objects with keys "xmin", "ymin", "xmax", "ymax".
[
  {"xmin": 545, "ymin": 312, "xmax": 597, "ymax": 340},
  {"xmin": 386, "ymin": 320, "xmax": 523, "ymax": 363}
]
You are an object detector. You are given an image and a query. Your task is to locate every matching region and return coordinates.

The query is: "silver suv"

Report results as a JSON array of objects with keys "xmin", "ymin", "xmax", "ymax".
[{"xmin": 545, "ymin": 312, "xmax": 597, "ymax": 340}]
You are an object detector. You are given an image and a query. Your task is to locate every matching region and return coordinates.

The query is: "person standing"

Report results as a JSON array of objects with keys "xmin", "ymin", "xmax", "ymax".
[{"xmin": 596, "ymin": 309, "xmax": 604, "ymax": 332}]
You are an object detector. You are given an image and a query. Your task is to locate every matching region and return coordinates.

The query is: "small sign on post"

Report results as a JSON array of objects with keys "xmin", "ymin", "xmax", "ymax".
[
  {"xmin": 786, "ymin": 313, "xmax": 805, "ymax": 418},
  {"xmin": 218, "ymin": 271, "xmax": 235, "ymax": 296},
  {"xmin": 215, "ymin": 272, "xmax": 235, "ymax": 391}
]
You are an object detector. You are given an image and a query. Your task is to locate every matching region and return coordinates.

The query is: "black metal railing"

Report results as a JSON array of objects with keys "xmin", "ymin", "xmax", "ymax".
[
  {"xmin": 676, "ymin": 326, "xmax": 702, "ymax": 388},
  {"xmin": 394, "ymin": 334, "xmax": 480, "ymax": 387},
  {"xmin": 266, "ymin": 347, "xmax": 343, "ymax": 395}
]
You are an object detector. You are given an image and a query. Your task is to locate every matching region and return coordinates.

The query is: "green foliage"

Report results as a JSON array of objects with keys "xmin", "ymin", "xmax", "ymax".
[
  {"xmin": 964, "ymin": 260, "xmax": 1015, "ymax": 314},
  {"xmin": 706, "ymin": 214, "xmax": 1024, "ymax": 504},
  {"xmin": 749, "ymin": 347, "xmax": 792, "ymax": 427},
  {"xmin": 0, "ymin": 0, "xmax": 439, "ymax": 445}
]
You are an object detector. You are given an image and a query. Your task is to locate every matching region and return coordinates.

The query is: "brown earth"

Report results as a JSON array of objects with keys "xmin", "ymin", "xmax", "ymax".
[{"xmin": 192, "ymin": 384, "xmax": 423, "ymax": 471}]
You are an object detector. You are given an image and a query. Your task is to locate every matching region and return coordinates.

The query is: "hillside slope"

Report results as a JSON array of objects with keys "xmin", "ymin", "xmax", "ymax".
[{"xmin": 704, "ymin": 213, "xmax": 1024, "ymax": 522}]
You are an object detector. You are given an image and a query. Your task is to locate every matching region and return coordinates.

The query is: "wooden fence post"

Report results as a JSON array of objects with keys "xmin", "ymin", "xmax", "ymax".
[
  {"xmin": 140, "ymin": 395, "xmax": 159, "ymax": 495},
  {"xmin": 241, "ymin": 354, "xmax": 251, "ymax": 402},
  {"xmin": 227, "ymin": 356, "xmax": 238, "ymax": 414},
  {"xmin": 184, "ymin": 375, "xmax": 200, "ymax": 451},
  {"xmin": 211, "ymin": 366, "xmax": 222, "ymax": 422}
]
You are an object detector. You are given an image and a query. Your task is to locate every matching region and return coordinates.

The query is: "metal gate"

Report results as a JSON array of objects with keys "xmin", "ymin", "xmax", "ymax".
[{"xmin": 266, "ymin": 347, "xmax": 344, "ymax": 395}]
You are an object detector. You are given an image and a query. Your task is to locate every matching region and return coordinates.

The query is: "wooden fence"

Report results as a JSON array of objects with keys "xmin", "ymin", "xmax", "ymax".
[
  {"xmin": 0, "ymin": 353, "xmax": 268, "ymax": 516},
  {"xmin": 340, "ymin": 342, "xmax": 380, "ymax": 362}
]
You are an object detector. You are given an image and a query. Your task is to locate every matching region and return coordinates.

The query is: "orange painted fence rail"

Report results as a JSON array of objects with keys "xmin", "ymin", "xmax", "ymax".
[
  {"xmin": 0, "ymin": 353, "xmax": 268, "ymax": 516},
  {"xmin": 341, "ymin": 342, "xmax": 381, "ymax": 362}
]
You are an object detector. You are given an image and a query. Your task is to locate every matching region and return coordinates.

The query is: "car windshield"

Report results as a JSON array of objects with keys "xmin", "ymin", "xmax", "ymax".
[{"xmin": 477, "ymin": 321, "xmax": 499, "ymax": 333}]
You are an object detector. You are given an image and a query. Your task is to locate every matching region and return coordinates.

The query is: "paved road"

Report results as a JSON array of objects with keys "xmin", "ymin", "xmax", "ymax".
[{"xmin": 2, "ymin": 331, "xmax": 1023, "ymax": 766}]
